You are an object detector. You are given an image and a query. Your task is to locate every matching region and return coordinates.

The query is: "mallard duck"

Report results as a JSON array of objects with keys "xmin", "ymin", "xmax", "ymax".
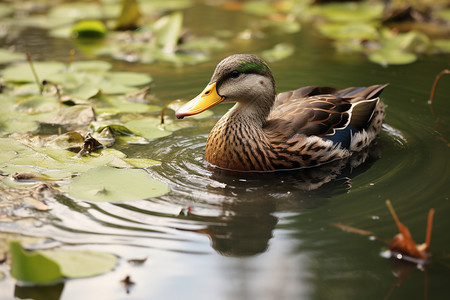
[{"xmin": 176, "ymin": 54, "xmax": 388, "ymax": 171}]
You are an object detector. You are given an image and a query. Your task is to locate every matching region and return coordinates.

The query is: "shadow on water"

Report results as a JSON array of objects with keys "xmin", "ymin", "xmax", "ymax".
[{"xmin": 168, "ymin": 140, "xmax": 382, "ymax": 257}]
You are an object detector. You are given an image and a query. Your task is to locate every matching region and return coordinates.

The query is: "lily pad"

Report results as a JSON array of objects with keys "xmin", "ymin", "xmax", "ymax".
[
  {"xmin": 0, "ymin": 49, "xmax": 25, "ymax": 64},
  {"xmin": 46, "ymin": 105, "xmax": 95, "ymax": 125},
  {"xmin": 40, "ymin": 249, "xmax": 117, "ymax": 278},
  {"xmin": 1, "ymin": 61, "xmax": 65, "ymax": 83},
  {"xmin": 152, "ymin": 11, "xmax": 183, "ymax": 53},
  {"xmin": 69, "ymin": 60, "xmax": 112, "ymax": 72},
  {"xmin": 67, "ymin": 166, "xmax": 170, "ymax": 201},
  {"xmin": 433, "ymin": 39, "xmax": 450, "ymax": 53},
  {"xmin": 105, "ymin": 72, "xmax": 153, "ymax": 87},
  {"xmin": 368, "ymin": 50, "xmax": 417, "ymax": 66},
  {"xmin": 10, "ymin": 241, "xmax": 118, "ymax": 283},
  {"xmin": 261, "ymin": 43, "xmax": 295, "ymax": 62},
  {"xmin": 318, "ymin": 22, "xmax": 378, "ymax": 40},
  {"xmin": 10, "ymin": 241, "xmax": 62, "ymax": 283},
  {"xmin": 72, "ymin": 20, "xmax": 107, "ymax": 39},
  {"xmin": 313, "ymin": 2, "xmax": 384, "ymax": 23},
  {"xmin": 48, "ymin": 3, "xmax": 110, "ymax": 21},
  {"xmin": 0, "ymin": 3, "xmax": 13, "ymax": 18}
]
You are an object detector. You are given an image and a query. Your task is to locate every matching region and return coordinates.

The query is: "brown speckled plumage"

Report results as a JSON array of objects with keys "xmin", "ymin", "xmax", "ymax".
[{"xmin": 176, "ymin": 54, "xmax": 388, "ymax": 171}]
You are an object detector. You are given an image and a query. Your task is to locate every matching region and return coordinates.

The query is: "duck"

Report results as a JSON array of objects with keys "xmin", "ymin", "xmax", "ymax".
[{"xmin": 176, "ymin": 54, "xmax": 388, "ymax": 171}]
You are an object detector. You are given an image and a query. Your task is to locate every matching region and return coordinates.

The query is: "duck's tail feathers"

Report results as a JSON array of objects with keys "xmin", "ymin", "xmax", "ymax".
[{"xmin": 337, "ymin": 84, "xmax": 389, "ymax": 100}]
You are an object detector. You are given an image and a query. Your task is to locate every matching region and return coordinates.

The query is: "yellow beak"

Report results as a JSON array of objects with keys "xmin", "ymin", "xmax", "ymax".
[{"xmin": 176, "ymin": 82, "xmax": 225, "ymax": 119}]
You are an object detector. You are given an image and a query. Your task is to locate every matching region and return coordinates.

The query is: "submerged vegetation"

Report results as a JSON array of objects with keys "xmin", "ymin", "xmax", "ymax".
[{"xmin": 0, "ymin": 0, "xmax": 448, "ymax": 290}]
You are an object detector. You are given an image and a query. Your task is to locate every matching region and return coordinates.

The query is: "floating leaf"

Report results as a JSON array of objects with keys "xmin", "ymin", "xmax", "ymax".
[
  {"xmin": 64, "ymin": 82, "xmax": 100, "ymax": 100},
  {"xmin": 90, "ymin": 121, "xmax": 135, "ymax": 136},
  {"xmin": 153, "ymin": 11, "xmax": 183, "ymax": 53},
  {"xmin": 67, "ymin": 166, "xmax": 170, "ymax": 201},
  {"xmin": 262, "ymin": 18, "xmax": 302, "ymax": 34},
  {"xmin": 69, "ymin": 60, "xmax": 112, "ymax": 72},
  {"xmin": 14, "ymin": 95, "xmax": 60, "ymax": 113},
  {"xmin": 433, "ymin": 39, "xmax": 450, "ymax": 53},
  {"xmin": 10, "ymin": 241, "xmax": 62, "ymax": 283},
  {"xmin": 379, "ymin": 29, "xmax": 430, "ymax": 53},
  {"xmin": 105, "ymin": 72, "xmax": 153, "ymax": 87},
  {"xmin": 40, "ymin": 249, "xmax": 117, "ymax": 278},
  {"xmin": 435, "ymin": 9, "xmax": 450, "ymax": 22},
  {"xmin": 72, "ymin": 20, "xmax": 107, "ymax": 39},
  {"xmin": 242, "ymin": 2, "xmax": 279, "ymax": 16},
  {"xmin": 46, "ymin": 132, "xmax": 85, "ymax": 151},
  {"xmin": 46, "ymin": 105, "xmax": 95, "ymax": 125},
  {"xmin": 318, "ymin": 22, "xmax": 378, "ymax": 40},
  {"xmin": 313, "ymin": 2, "xmax": 384, "ymax": 23},
  {"xmin": 0, "ymin": 3, "xmax": 13, "ymax": 18},
  {"xmin": 261, "ymin": 43, "xmax": 295, "ymax": 62},
  {"xmin": 10, "ymin": 241, "xmax": 118, "ymax": 283},
  {"xmin": 48, "ymin": 3, "xmax": 108, "ymax": 21},
  {"xmin": 1, "ymin": 61, "xmax": 65, "ymax": 83},
  {"xmin": 122, "ymin": 157, "xmax": 161, "ymax": 168},
  {"xmin": 124, "ymin": 117, "xmax": 182, "ymax": 140},
  {"xmin": 368, "ymin": 50, "xmax": 417, "ymax": 66},
  {"xmin": 0, "ymin": 49, "xmax": 24, "ymax": 64},
  {"xmin": 115, "ymin": 0, "xmax": 141, "ymax": 30}
]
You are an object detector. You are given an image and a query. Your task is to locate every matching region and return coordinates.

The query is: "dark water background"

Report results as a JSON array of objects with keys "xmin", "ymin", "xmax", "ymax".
[{"xmin": 1, "ymin": 3, "xmax": 450, "ymax": 300}]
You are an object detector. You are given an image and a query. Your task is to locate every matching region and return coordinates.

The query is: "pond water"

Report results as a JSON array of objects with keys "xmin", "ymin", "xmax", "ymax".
[{"xmin": 1, "ymin": 2, "xmax": 450, "ymax": 300}]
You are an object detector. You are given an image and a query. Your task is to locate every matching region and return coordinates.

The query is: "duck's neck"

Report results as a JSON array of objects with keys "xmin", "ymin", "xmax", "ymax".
[{"xmin": 205, "ymin": 97, "xmax": 275, "ymax": 171}]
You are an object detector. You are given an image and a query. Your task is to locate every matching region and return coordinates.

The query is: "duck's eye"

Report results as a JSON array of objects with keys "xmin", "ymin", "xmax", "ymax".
[{"xmin": 230, "ymin": 70, "xmax": 240, "ymax": 78}]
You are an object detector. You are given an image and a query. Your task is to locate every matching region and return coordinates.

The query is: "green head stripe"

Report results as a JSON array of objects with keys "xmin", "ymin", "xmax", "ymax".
[{"xmin": 238, "ymin": 61, "xmax": 267, "ymax": 73}]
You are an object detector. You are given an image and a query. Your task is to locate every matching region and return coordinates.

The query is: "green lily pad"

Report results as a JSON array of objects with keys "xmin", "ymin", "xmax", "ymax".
[
  {"xmin": 70, "ymin": 60, "xmax": 112, "ymax": 72},
  {"xmin": 97, "ymin": 79, "xmax": 140, "ymax": 95},
  {"xmin": 318, "ymin": 22, "xmax": 378, "ymax": 40},
  {"xmin": 0, "ymin": 49, "xmax": 24, "ymax": 64},
  {"xmin": 48, "ymin": 3, "xmax": 107, "ymax": 21},
  {"xmin": 314, "ymin": 2, "xmax": 384, "ymax": 23},
  {"xmin": 433, "ymin": 39, "xmax": 450, "ymax": 53},
  {"xmin": 368, "ymin": 50, "xmax": 417, "ymax": 66},
  {"xmin": 72, "ymin": 20, "xmax": 107, "ymax": 39},
  {"xmin": 435, "ymin": 9, "xmax": 450, "ymax": 21},
  {"xmin": 138, "ymin": 0, "xmax": 193, "ymax": 14},
  {"xmin": 261, "ymin": 43, "xmax": 295, "ymax": 62},
  {"xmin": 14, "ymin": 95, "xmax": 60, "ymax": 113},
  {"xmin": 67, "ymin": 166, "xmax": 170, "ymax": 201},
  {"xmin": 40, "ymin": 249, "xmax": 117, "ymax": 278},
  {"xmin": 64, "ymin": 82, "xmax": 100, "ymax": 100},
  {"xmin": 105, "ymin": 72, "xmax": 153, "ymax": 87},
  {"xmin": 0, "ymin": 138, "xmax": 35, "ymax": 164},
  {"xmin": 10, "ymin": 241, "xmax": 118, "ymax": 283},
  {"xmin": 124, "ymin": 117, "xmax": 179, "ymax": 140},
  {"xmin": 1, "ymin": 61, "xmax": 65, "ymax": 83},
  {"xmin": 0, "ymin": 3, "xmax": 13, "ymax": 18},
  {"xmin": 122, "ymin": 157, "xmax": 161, "ymax": 168},
  {"xmin": 379, "ymin": 29, "xmax": 430, "ymax": 53},
  {"xmin": 46, "ymin": 105, "xmax": 95, "ymax": 125},
  {"xmin": 153, "ymin": 11, "xmax": 183, "ymax": 53},
  {"xmin": 10, "ymin": 241, "xmax": 62, "ymax": 283},
  {"xmin": 242, "ymin": 2, "xmax": 279, "ymax": 16},
  {"xmin": 115, "ymin": 0, "xmax": 141, "ymax": 30}
]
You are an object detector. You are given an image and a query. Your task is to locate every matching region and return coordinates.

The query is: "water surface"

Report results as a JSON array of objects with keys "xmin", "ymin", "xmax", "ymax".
[{"xmin": 1, "ymin": 3, "xmax": 450, "ymax": 300}]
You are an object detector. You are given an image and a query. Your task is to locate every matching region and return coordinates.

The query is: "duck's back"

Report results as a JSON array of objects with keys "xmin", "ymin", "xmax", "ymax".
[{"xmin": 262, "ymin": 84, "xmax": 388, "ymax": 168}]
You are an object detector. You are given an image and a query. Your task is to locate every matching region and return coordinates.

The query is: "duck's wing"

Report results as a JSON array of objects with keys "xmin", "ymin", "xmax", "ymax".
[
  {"xmin": 265, "ymin": 84, "xmax": 388, "ymax": 139},
  {"xmin": 274, "ymin": 86, "xmax": 338, "ymax": 107}
]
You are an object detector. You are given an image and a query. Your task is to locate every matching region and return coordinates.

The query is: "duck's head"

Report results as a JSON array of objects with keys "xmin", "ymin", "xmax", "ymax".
[{"xmin": 176, "ymin": 54, "xmax": 275, "ymax": 119}]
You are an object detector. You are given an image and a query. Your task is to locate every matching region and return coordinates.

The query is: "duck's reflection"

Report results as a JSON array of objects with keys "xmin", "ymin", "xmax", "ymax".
[
  {"xmin": 15, "ymin": 282, "xmax": 64, "ymax": 300},
  {"xmin": 185, "ymin": 143, "xmax": 381, "ymax": 257}
]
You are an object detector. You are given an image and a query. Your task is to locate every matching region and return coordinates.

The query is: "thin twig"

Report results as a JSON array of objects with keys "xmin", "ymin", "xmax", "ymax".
[
  {"xmin": 424, "ymin": 209, "xmax": 435, "ymax": 251},
  {"xmin": 26, "ymin": 52, "xmax": 43, "ymax": 94},
  {"xmin": 160, "ymin": 99, "xmax": 182, "ymax": 125},
  {"xmin": 428, "ymin": 69, "xmax": 449, "ymax": 105},
  {"xmin": 66, "ymin": 49, "xmax": 75, "ymax": 70}
]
